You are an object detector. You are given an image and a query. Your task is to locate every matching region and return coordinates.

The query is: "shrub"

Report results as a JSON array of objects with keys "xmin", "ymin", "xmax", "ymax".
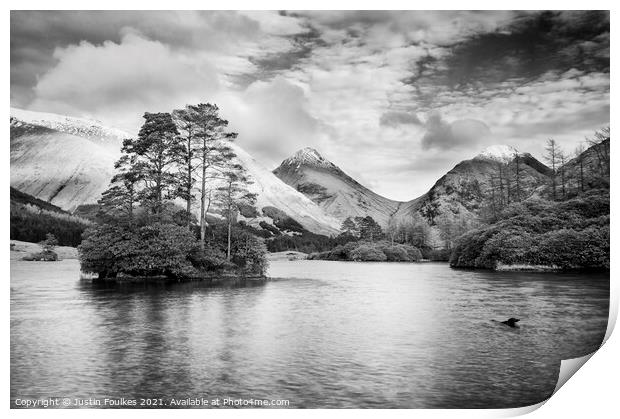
[
  {"xmin": 537, "ymin": 226, "xmax": 609, "ymax": 269},
  {"xmin": 450, "ymin": 191, "xmax": 609, "ymax": 270},
  {"xmin": 262, "ymin": 206, "xmax": 304, "ymax": 232},
  {"xmin": 230, "ymin": 230, "xmax": 269, "ymax": 275},
  {"xmin": 79, "ymin": 223, "xmax": 199, "ymax": 279},
  {"xmin": 477, "ymin": 230, "xmax": 538, "ymax": 268},
  {"xmin": 187, "ymin": 245, "xmax": 227, "ymax": 271},
  {"xmin": 238, "ymin": 203, "xmax": 259, "ymax": 218},
  {"xmin": 22, "ymin": 250, "xmax": 58, "ymax": 261},
  {"xmin": 349, "ymin": 244, "xmax": 387, "ymax": 262},
  {"xmin": 402, "ymin": 244, "xmax": 423, "ymax": 262},
  {"xmin": 382, "ymin": 244, "xmax": 410, "ymax": 261},
  {"xmin": 424, "ymin": 248, "xmax": 451, "ymax": 261},
  {"xmin": 259, "ymin": 221, "xmax": 281, "ymax": 236}
]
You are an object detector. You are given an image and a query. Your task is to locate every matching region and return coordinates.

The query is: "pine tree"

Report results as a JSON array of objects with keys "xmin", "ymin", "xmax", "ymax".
[
  {"xmin": 172, "ymin": 108, "xmax": 199, "ymax": 227},
  {"xmin": 174, "ymin": 104, "xmax": 237, "ymax": 249},
  {"xmin": 357, "ymin": 216, "xmax": 382, "ymax": 242},
  {"xmin": 126, "ymin": 112, "xmax": 184, "ymax": 217},
  {"xmin": 98, "ymin": 149, "xmax": 140, "ymax": 221},
  {"xmin": 215, "ymin": 167, "xmax": 256, "ymax": 261},
  {"xmin": 340, "ymin": 217, "xmax": 359, "ymax": 237},
  {"xmin": 39, "ymin": 233, "xmax": 58, "ymax": 252},
  {"xmin": 544, "ymin": 138, "xmax": 560, "ymax": 200}
]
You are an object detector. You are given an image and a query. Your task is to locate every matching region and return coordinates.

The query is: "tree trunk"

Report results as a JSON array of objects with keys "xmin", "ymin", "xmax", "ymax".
[
  {"xmin": 579, "ymin": 159, "xmax": 584, "ymax": 191},
  {"xmin": 199, "ymin": 164, "xmax": 207, "ymax": 251},
  {"xmin": 227, "ymin": 210, "xmax": 232, "ymax": 261},
  {"xmin": 186, "ymin": 136, "xmax": 193, "ymax": 228}
]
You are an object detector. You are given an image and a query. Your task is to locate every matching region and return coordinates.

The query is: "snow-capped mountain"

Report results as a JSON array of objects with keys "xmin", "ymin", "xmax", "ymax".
[
  {"xmin": 275, "ymin": 144, "xmax": 552, "ymax": 245},
  {"xmin": 10, "ymin": 108, "xmax": 340, "ymax": 235},
  {"xmin": 228, "ymin": 145, "xmax": 341, "ymax": 235},
  {"xmin": 10, "ymin": 112, "xmax": 123, "ymax": 211},
  {"xmin": 9, "ymin": 107, "xmax": 555, "ymax": 240},
  {"xmin": 475, "ymin": 145, "xmax": 521, "ymax": 163},
  {"xmin": 403, "ymin": 146, "xmax": 552, "ymax": 226},
  {"xmin": 10, "ymin": 107, "xmax": 129, "ymax": 146},
  {"xmin": 273, "ymin": 147, "xmax": 404, "ymax": 227}
]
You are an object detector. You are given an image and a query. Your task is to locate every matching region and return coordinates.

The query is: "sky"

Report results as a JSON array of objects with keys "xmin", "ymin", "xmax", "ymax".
[{"xmin": 10, "ymin": 10, "xmax": 610, "ymax": 201}]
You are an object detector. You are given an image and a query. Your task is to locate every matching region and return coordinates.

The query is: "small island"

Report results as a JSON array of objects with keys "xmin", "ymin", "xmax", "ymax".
[
  {"xmin": 19, "ymin": 233, "xmax": 62, "ymax": 261},
  {"xmin": 78, "ymin": 104, "xmax": 268, "ymax": 282}
]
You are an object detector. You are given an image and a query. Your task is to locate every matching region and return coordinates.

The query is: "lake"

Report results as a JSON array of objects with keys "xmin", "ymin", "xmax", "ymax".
[{"xmin": 10, "ymin": 259, "xmax": 609, "ymax": 408}]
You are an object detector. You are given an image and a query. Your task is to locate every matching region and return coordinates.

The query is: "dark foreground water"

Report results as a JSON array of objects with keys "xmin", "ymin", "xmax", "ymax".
[{"xmin": 11, "ymin": 259, "xmax": 608, "ymax": 408}]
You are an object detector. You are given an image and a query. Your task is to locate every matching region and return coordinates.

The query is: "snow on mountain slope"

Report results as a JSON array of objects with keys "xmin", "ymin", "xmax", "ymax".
[
  {"xmin": 230, "ymin": 144, "xmax": 341, "ymax": 235},
  {"xmin": 273, "ymin": 148, "xmax": 404, "ymax": 227},
  {"xmin": 475, "ymin": 145, "xmax": 520, "ymax": 163},
  {"xmin": 10, "ymin": 107, "xmax": 130, "ymax": 146},
  {"xmin": 10, "ymin": 119, "xmax": 121, "ymax": 211}
]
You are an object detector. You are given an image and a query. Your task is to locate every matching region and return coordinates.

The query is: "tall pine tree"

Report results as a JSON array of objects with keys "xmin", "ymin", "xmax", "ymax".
[
  {"xmin": 127, "ymin": 112, "xmax": 184, "ymax": 217},
  {"xmin": 98, "ymin": 148, "xmax": 140, "ymax": 221},
  {"xmin": 215, "ymin": 167, "xmax": 256, "ymax": 261},
  {"xmin": 173, "ymin": 103, "xmax": 237, "ymax": 248}
]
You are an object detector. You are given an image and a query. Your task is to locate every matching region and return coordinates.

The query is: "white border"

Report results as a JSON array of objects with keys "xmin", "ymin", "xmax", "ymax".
[{"xmin": 4, "ymin": 1, "xmax": 617, "ymax": 418}]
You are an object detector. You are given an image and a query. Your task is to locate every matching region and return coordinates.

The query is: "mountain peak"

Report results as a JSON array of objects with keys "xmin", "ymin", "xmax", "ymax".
[
  {"xmin": 281, "ymin": 147, "xmax": 334, "ymax": 169},
  {"xmin": 475, "ymin": 145, "xmax": 520, "ymax": 163}
]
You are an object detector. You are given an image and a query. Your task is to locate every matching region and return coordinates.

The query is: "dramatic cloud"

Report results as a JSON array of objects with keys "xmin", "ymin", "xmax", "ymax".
[
  {"xmin": 11, "ymin": 10, "xmax": 610, "ymax": 200},
  {"xmin": 29, "ymin": 33, "xmax": 221, "ymax": 130},
  {"xmin": 218, "ymin": 76, "xmax": 326, "ymax": 166},
  {"xmin": 421, "ymin": 113, "xmax": 491, "ymax": 151},
  {"xmin": 379, "ymin": 111, "xmax": 421, "ymax": 127}
]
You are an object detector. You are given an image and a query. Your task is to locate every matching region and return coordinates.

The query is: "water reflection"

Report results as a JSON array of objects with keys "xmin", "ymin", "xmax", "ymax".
[{"xmin": 11, "ymin": 260, "xmax": 608, "ymax": 408}]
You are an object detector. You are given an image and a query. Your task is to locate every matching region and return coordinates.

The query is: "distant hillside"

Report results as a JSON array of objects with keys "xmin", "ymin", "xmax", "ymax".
[
  {"xmin": 10, "ymin": 114, "xmax": 121, "ymax": 211},
  {"xmin": 559, "ymin": 137, "xmax": 610, "ymax": 196},
  {"xmin": 10, "ymin": 186, "xmax": 67, "ymax": 213},
  {"xmin": 10, "ymin": 187, "xmax": 92, "ymax": 246},
  {"xmin": 412, "ymin": 147, "xmax": 551, "ymax": 224}
]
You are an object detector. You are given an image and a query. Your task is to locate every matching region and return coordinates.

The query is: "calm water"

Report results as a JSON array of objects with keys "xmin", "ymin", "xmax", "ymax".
[{"xmin": 11, "ymin": 259, "xmax": 608, "ymax": 408}]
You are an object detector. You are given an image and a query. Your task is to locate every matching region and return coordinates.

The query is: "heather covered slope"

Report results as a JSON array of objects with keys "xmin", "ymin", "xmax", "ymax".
[{"xmin": 408, "ymin": 146, "xmax": 552, "ymax": 225}]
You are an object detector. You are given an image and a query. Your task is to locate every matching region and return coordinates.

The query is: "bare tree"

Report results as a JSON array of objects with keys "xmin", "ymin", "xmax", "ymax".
[
  {"xmin": 574, "ymin": 143, "xmax": 586, "ymax": 192},
  {"xmin": 386, "ymin": 216, "xmax": 399, "ymax": 245},
  {"xmin": 586, "ymin": 126, "xmax": 610, "ymax": 180},
  {"xmin": 512, "ymin": 154, "xmax": 522, "ymax": 202},
  {"xmin": 544, "ymin": 138, "xmax": 560, "ymax": 200},
  {"xmin": 558, "ymin": 149, "xmax": 567, "ymax": 199}
]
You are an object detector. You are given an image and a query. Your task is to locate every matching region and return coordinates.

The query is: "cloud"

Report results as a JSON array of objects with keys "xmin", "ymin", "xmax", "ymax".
[
  {"xmin": 10, "ymin": 11, "xmax": 610, "ymax": 200},
  {"xmin": 421, "ymin": 112, "xmax": 491, "ymax": 150},
  {"xmin": 379, "ymin": 111, "xmax": 421, "ymax": 127},
  {"xmin": 29, "ymin": 33, "xmax": 221, "ymax": 131},
  {"xmin": 218, "ymin": 76, "xmax": 325, "ymax": 167}
]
